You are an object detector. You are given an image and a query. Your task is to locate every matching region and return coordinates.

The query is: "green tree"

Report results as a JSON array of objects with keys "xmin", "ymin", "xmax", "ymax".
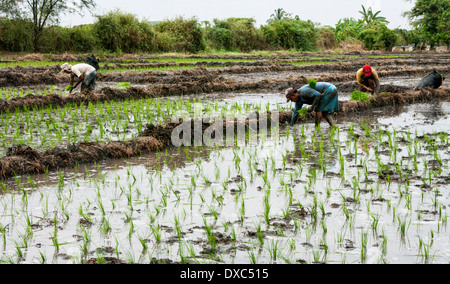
[
  {"xmin": 0, "ymin": 0, "xmax": 96, "ymax": 51},
  {"xmin": 359, "ymin": 5, "xmax": 390, "ymax": 26},
  {"xmin": 403, "ymin": 0, "xmax": 450, "ymax": 48},
  {"xmin": 334, "ymin": 18, "xmax": 365, "ymax": 42},
  {"xmin": 269, "ymin": 8, "xmax": 291, "ymax": 23},
  {"xmin": 374, "ymin": 24, "xmax": 398, "ymax": 51}
]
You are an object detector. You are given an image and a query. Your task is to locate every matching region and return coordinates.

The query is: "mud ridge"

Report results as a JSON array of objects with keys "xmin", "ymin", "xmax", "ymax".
[{"xmin": 0, "ymin": 136, "xmax": 162, "ymax": 179}]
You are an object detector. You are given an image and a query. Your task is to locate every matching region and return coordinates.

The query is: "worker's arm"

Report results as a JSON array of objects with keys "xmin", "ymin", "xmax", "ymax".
[
  {"xmin": 372, "ymin": 70, "xmax": 381, "ymax": 95},
  {"xmin": 356, "ymin": 69, "xmax": 365, "ymax": 88},
  {"xmin": 290, "ymin": 101, "xmax": 303, "ymax": 126},
  {"xmin": 69, "ymin": 73, "xmax": 75, "ymax": 87},
  {"xmin": 73, "ymin": 74, "xmax": 85, "ymax": 90},
  {"xmin": 374, "ymin": 79, "xmax": 380, "ymax": 95}
]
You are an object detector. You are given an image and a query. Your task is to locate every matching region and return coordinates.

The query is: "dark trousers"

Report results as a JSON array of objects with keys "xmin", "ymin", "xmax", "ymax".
[{"xmin": 359, "ymin": 78, "xmax": 376, "ymax": 95}]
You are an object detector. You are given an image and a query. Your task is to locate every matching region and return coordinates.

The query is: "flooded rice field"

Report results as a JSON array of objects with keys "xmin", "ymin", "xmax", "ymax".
[{"xmin": 0, "ymin": 52, "xmax": 449, "ymax": 264}]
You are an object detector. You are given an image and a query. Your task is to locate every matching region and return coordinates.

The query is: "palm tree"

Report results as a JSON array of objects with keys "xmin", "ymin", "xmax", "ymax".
[
  {"xmin": 359, "ymin": 5, "xmax": 389, "ymax": 26},
  {"xmin": 270, "ymin": 8, "xmax": 290, "ymax": 22}
]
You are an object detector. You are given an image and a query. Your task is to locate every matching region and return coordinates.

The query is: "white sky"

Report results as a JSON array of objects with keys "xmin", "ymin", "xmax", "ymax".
[{"xmin": 61, "ymin": 0, "xmax": 415, "ymax": 29}]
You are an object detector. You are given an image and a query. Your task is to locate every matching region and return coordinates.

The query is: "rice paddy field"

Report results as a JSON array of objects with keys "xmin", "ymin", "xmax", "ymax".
[{"xmin": 0, "ymin": 51, "xmax": 449, "ymax": 264}]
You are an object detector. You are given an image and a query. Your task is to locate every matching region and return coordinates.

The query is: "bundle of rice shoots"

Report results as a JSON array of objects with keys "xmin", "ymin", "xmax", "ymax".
[
  {"xmin": 116, "ymin": 82, "xmax": 131, "ymax": 89},
  {"xmin": 308, "ymin": 79, "xmax": 317, "ymax": 89},
  {"xmin": 65, "ymin": 85, "xmax": 73, "ymax": 92},
  {"xmin": 350, "ymin": 90, "xmax": 373, "ymax": 103},
  {"xmin": 297, "ymin": 108, "xmax": 309, "ymax": 118}
]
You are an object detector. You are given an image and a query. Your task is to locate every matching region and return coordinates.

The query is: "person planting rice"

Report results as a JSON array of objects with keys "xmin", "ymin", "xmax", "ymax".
[
  {"xmin": 60, "ymin": 63, "xmax": 97, "ymax": 93},
  {"xmin": 356, "ymin": 64, "xmax": 380, "ymax": 97},
  {"xmin": 285, "ymin": 80, "xmax": 339, "ymax": 127}
]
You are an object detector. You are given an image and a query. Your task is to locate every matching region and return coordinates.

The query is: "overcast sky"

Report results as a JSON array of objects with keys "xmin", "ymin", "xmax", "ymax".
[{"xmin": 61, "ymin": 0, "xmax": 415, "ymax": 29}]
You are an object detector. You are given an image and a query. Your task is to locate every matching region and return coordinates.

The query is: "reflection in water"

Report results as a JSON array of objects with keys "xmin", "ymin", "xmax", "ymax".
[{"xmin": 0, "ymin": 99, "xmax": 449, "ymax": 264}]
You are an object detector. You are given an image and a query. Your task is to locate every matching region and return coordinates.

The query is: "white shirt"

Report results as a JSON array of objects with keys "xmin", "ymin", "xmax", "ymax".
[{"xmin": 71, "ymin": 63, "xmax": 96, "ymax": 77}]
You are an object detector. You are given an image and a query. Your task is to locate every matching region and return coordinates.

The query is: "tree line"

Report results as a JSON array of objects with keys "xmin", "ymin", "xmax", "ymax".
[{"xmin": 0, "ymin": 0, "xmax": 448, "ymax": 54}]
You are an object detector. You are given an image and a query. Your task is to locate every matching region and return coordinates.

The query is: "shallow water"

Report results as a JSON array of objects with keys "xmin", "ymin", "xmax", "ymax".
[{"xmin": 0, "ymin": 101, "xmax": 448, "ymax": 264}]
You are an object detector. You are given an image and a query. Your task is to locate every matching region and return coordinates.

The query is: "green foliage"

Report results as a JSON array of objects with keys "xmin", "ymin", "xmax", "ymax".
[
  {"xmin": 0, "ymin": 5, "xmax": 427, "ymax": 54},
  {"xmin": 334, "ymin": 6, "xmax": 397, "ymax": 51},
  {"xmin": 374, "ymin": 24, "xmax": 398, "ymax": 51},
  {"xmin": 154, "ymin": 17, "xmax": 205, "ymax": 53},
  {"xmin": 268, "ymin": 8, "xmax": 292, "ymax": 23},
  {"xmin": 0, "ymin": 0, "xmax": 96, "ymax": 51},
  {"xmin": 404, "ymin": 0, "xmax": 450, "ymax": 47},
  {"xmin": 358, "ymin": 28, "xmax": 378, "ymax": 50},
  {"xmin": 358, "ymin": 24, "xmax": 397, "ymax": 51},
  {"xmin": 394, "ymin": 28, "xmax": 424, "ymax": 46},
  {"xmin": 39, "ymin": 25, "xmax": 99, "ymax": 53},
  {"xmin": 316, "ymin": 27, "xmax": 337, "ymax": 50},
  {"xmin": 359, "ymin": 5, "xmax": 389, "ymax": 26},
  {"xmin": 262, "ymin": 17, "xmax": 317, "ymax": 51},
  {"xmin": 335, "ymin": 18, "xmax": 365, "ymax": 42},
  {"xmin": 204, "ymin": 18, "xmax": 265, "ymax": 52},
  {"xmin": 93, "ymin": 10, "xmax": 156, "ymax": 53},
  {"xmin": 0, "ymin": 18, "xmax": 33, "ymax": 52}
]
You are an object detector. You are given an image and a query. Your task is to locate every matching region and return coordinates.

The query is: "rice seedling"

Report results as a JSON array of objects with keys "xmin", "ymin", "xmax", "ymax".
[
  {"xmin": 397, "ymin": 215, "xmax": 411, "ymax": 238},
  {"xmin": 263, "ymin": 191, "xmax": 271, "ymax": 225},
  {"xmin": 248, "ymin": 250, "xmax": 259, "ymax": 264},
  {"xmin": 266, "ymin": 239, "xmax": 280, "ymax": 262},
  {"xmin": 360, "ymin": 230, "xmax": 368, "ymax": 262},
  {"xmin": 203, "ymin": 216, "xmax": 217, "ymax": 252}
]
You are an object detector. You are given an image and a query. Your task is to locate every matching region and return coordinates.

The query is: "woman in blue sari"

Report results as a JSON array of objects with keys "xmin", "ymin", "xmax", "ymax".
[{"xmin": 285, "ymin": 81, "xmax": 339, "ymax": 127}]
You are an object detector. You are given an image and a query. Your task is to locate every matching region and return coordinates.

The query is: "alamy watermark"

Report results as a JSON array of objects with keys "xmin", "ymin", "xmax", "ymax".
[{"xmin": 169, "ymin": 103, "xmax": 281, "ymax": 147}]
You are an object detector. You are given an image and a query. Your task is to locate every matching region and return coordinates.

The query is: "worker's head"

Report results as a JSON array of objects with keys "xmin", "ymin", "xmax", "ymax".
[
  {"xmin": 285, "ymin": 88, "xmax": 300, "ymax": 103},
  {"xmin": 60, "ymin": 63, "xmax": 72, "ymax": 74},
  {"xmin": 363, "ymin": 65, "xmax": 372, "ymax": 77}
]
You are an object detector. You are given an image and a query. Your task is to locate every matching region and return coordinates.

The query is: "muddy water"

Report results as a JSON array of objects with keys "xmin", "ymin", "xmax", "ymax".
[{"xmin": 0, "ymin": 101, "xmax": 448, "ymax": 264}]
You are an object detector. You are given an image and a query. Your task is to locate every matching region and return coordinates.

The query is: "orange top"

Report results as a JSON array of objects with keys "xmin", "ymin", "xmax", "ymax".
[{"xmin": 356, "ymin": 67, "xmax": 379, "ymax": 87}]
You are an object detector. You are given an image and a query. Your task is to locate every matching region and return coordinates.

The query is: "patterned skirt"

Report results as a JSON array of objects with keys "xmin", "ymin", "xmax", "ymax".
[{"xmin": 318, "ymin": 85, "xmax": 339, "ymax": 114}]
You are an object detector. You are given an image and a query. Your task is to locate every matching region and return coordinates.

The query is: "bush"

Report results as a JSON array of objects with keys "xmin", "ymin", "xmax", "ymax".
[
  {"xmin": 39, "ymin": 26, "xmax": 71, "ymax": 53},
  {"xmin": 204, "ymin": 18, "xmax": 265, "ymax": 52},
  {"xmin": 316, "ymin": 27, "xmax": 337, "ymax": 50},
  {"xmin": 395, "ymin": 28, "xmax": 426, "ymax": 49},
  {"xmin": 374, "ymin": 24, "xmax": 398, "ymax": 51},
  {"xmin": 358, "ymin": 28, "xmax": 378, "ymax": 50},
  {"xmin": 205, "ymin": 21, "xmax": 233, "ymax": 51},
  {"xmin": 0, "ymin": 18, "xmax": 33, "ymax": 52},
  {"xmin": 93, "ymin": 10, "xmax": 156, "ymax": 53},
  {"xmin": 154, "ymin": 17, "xmax": 205, "ymax": 53},
  {"xmin": 262, "ymin": 17, "xmax": 317, "ymax": 51},
  {"xmin": 69, "ymin": 25, "xmax": 100, "ymax": 53}
]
